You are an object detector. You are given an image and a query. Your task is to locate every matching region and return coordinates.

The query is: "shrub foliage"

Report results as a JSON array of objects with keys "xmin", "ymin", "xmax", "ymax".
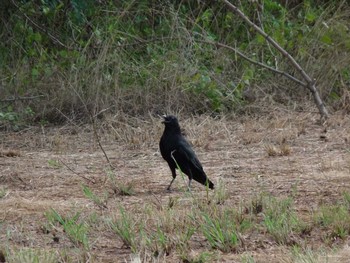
[{"xmin": 1, "ymin": 1, "xmax": 349, "ymax": 124}]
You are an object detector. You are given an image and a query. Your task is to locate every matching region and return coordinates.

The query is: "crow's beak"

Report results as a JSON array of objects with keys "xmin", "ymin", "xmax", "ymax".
[
  {"xmin": 161, "ymin": 114, "xmax": 169, "ymax": 124},
  {"xmin": 159, "ymin": 114, "xmax": 165, "ymax": 123}
]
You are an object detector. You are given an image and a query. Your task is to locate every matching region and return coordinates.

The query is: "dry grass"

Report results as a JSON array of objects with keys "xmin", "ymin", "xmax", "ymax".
[
  {"xmin": 265, "ymin": 143, "xmax": 292, "ymax": 157},
  {"xmin": 1, "ymin": 111, "xmax": 350, "ymax": 262},
  {"xmin": 0, "ymin": 149, "xmax": 21, "ymax": 157}
]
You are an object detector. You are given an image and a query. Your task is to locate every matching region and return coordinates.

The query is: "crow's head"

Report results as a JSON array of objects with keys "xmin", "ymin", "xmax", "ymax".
[
  {"xmin": 161, "ymin": 115, "xmax": 181, "ymax": 132},
  {"xmin": 162, "ymin": 115, "xmax": 177, "ymax": 124}
]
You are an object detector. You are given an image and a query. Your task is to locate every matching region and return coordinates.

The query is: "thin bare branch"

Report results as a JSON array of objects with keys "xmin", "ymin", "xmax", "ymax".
[
  {"xmin": 199, "ymin": 40, "xmax": 307, "ymax": 87},
  {"xmin": 59, "ymin": 158, "xmax": 96, "ymax": 184},
  {"xmin": 93, "ymin": 106, "xmax": 114, "ymax": 119},
  {"xmin": 222, "ymin": 0, "xmax": 329, "ymax": 119},
  {"xmin": 90, "ymin": 113, "xmax": 115, "ymax": 169},
  {"xmin": 69, "ymin": 84, "xmax": 115, "ymax": 170},
  {"xmin": 10, "ymin": 0, "xmax": 70, "ymax": 49}
]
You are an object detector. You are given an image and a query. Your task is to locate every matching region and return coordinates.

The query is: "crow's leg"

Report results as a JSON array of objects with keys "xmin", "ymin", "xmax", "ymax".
[
  {"xmin": 187, "ymin": 169, "xmax": 193, "ymax": 191},
  {"xmin": 188, "ymin": 179, "xmax": 192, "ymax": 191},
  {"xmin": 167, "ymin": 177, "xmax": 175, "ymax": 191},
  {"xmin": 167, "ymin": 167, "xmax": 176, "ymax": 191}
]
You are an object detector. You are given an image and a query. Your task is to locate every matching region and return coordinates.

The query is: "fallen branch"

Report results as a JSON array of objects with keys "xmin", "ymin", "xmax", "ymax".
[{"xmin": 1, "ymin": 95, "xmax": 45, "ymax": 102}]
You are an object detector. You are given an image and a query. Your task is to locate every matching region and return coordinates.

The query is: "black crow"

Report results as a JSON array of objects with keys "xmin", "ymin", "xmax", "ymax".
[{"xmin": 159, "ymin": 115, "xmax": 214, "ymax": 190}]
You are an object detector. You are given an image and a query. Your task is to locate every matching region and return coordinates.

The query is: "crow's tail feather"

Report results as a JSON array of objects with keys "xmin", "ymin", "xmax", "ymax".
[
  {"xmin": 207, "ymin": 180, "xmax": 214, "ymax": 189},
  {"xmin": 193, "ymin": 172, "xmax": 214, "ymax": 189}
]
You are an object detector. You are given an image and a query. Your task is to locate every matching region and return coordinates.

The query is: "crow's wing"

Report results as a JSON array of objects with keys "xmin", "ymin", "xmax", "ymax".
[
  {"xmin": 163, "ymin": 134, "xmax": 214, "ymax": 189},
  {"xmin": 176, "ymin": 139, "xmax": 214, "ymax": 188},
  {"xmin": 173, "ymin": 138, "xmax": 204, "ymax": 172}
]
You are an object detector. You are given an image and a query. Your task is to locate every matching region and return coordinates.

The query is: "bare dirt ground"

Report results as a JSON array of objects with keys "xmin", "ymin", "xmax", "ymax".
[{"xmin": 1, "ymin": 111, "xmax": 350, "ymax": 262}]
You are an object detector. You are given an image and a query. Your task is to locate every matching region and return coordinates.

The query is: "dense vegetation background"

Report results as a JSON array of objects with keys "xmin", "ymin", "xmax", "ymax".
[{"xmin": 1, "ymin": 0, "xmax": 349, "ymax": 127}]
